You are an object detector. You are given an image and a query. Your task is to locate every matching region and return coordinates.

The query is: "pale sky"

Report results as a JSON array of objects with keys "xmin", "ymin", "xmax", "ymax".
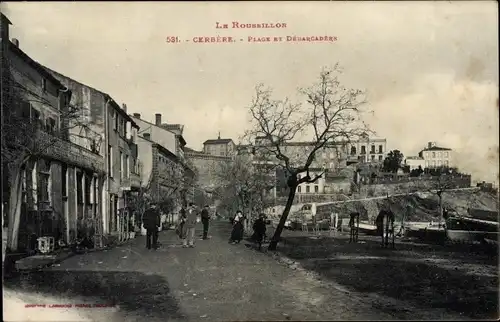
[{"xmin": 2, "ymin": 1, "xmax": 498, "ymax": 183}]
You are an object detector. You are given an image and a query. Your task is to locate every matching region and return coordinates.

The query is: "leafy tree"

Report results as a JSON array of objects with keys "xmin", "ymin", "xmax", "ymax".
[
  {"xmin": 383, "ymin": 150, "xmax": 404, "ymax": 173},
  {"xmin": 244, "ymin": 65, "xmax": 371, "ymax": 250}
]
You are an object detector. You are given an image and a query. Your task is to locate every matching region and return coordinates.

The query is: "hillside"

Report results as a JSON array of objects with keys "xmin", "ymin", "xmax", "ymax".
[{"xmin": 285, "ymin": 189, "xmax": 499, "ymax": 223}]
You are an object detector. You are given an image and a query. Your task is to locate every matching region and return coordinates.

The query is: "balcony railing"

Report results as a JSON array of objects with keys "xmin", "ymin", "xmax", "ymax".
[{"xmin": 38, "ymin": 130, "xmax": 105, "ymax": 173}]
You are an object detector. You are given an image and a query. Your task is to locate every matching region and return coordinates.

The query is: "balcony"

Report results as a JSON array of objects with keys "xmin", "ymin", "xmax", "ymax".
[{"xmin": 38, "ymin": 130, "xmax": 105, "ymax": 173}]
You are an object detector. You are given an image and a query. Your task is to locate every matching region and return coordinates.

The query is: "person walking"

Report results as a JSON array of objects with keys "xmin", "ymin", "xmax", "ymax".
[
  {"xmin": 201, "ymin": 205, "xmax": 211, "ymax": 240},
  {"xmin": 182, "ymin": 203, "xmax": 198, "ymax": 248},
  {"xmin": 230, "ymin": 210, "xmax": 244, "ymax": 244},
  {"xmin": 143, "ymin": 203, "xmax": 160, "ymax": 250},
  {"xmin": 251, "ymin": 213, "xmax": 267, "ymax": 250}
]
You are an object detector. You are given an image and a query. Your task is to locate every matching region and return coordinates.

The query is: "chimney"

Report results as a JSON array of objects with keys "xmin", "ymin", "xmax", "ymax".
[
  {"xmin": 122, "ymin": 103, "xmax": 127, "ymax": 113},
  {"xmin": 428, "ymin": 142, "xmax": 432, "ymax": 149},
  {"xmin": 143, "ymin": 133, "xmax": 151, "ymax": 140},
  {"xmin": 11, "ymin": 38, "xmax": 19, "ymax": 47},
  {"xmin": 133, "ymin": 113, "xmax": 141, "ymax": 119},
  {"xmin": 155, "ymin": 113, "xmax": 162, "ymax": 126}
]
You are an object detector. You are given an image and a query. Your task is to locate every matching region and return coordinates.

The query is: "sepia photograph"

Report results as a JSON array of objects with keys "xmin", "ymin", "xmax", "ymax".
[{"xmin": 1, "ymin": 1, "xmax": 498, "ymax": 321}]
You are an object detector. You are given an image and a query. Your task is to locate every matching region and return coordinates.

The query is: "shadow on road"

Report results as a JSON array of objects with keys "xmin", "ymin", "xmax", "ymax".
[
  {"xmin": 4, "ymin": 270, "xmax": 185, "ymax": 320},
  {"xmin": 278, "ymin": 235, "xmax": 499, "ymax": 319}
]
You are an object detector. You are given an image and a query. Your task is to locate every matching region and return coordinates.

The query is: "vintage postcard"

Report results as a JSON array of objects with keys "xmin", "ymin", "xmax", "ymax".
[{"xmin": 1, "ymin": 1, "xmax": 498, "ymax": 321}]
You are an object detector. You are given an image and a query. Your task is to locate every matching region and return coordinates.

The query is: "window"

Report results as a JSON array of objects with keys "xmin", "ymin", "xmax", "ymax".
[
  {"xmin": 314, "ymin": 185, "xmax": 319, "ymax": 193},
  {"xmin": 46, "ymin": 117, "xmax": 56, "ymax": 134},
  {"xmin": 220, "ymin": 152, "xmax": 225, "ymax": 156},
  {"xmin": 84, "ymin": 174, "xmax": 91, "ymax": 205},
  {"xmin": 378, "ymin": 155, "xmax": 383, "ymax": 161},
  {"xmin": 432, "ymin": 152, "xmax": 436, "ymax": 158},
  {"xmin": 120, "ymin": 151, "xmax": 123, "ymax": 179},
  {"xmin": 21, "ymin": 101, "xmax": 31, "ymax": 119},
  {"xmin": 76, "ymin": 171, "xmax": 83, "ymax": 204},
  {"xmin": 444, "ymin": 160, "xmax": 449, "ymax": 166},
  {"xmin": 350, "ymin": 146, "xmax": 357, "ymax": 155},
  {"xmin": 370, "ymin": 145, "xmax": 375, "ymax": 154},
  {"xmin": 437, "ymin": 160, "xmax": 442, "ymax": 167},
  {"xmin": 113, "ymin": 112, "xmax": 118, "ymax": 131},
  {"xmin": 431, "ymin": 160, "xmax": 436, "ymax": 167},
  {"xmin": 62, "ymin": 164, "xmax": 68, "ymax": 197},
  {"xmin": 297, "ymin": 174, "xmax": 301, "ymax": 180},
  {"xmin": 108, "ymin": 145, "xmax": 113, "ymax": 177},
  {"xmin": 426, "ymin": 152, "xmax": 429, "ymax": 158},
  {"xmin": 371, "ymin": 155, "xmax": 375, "ymax": 161},
  {"xmin": 125, "ymin": 155, "xmax": 129, "ymax": 179},
  {"xmin": 438, "ymin": 152, "xmax": 442, "ymax": 158},
  {"xmin": 31, "ymin": 108, "xmax": 41, "ymax": 126},
  {"xmin": 444, "ymin": 152, "xmax": 449, "ymax": 158},
  {"xmin": 361, "ymin": 146, "xmax": 366, "ymax": 154},
  {"xmin": 297, "ymin": 186, "xmax": 301, "ymax": 193},
  {"xmin": 306, "ymin": 186, "xmax": 310, "ymax": 193},
  {"xmin": 378, "ymin": 145, "xmax": 383, "ymax": 153}
]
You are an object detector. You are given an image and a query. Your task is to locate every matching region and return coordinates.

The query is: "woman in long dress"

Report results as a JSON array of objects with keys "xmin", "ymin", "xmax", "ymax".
[{"xmin": 230, "ymin": 210, "xmax": 244, "ymax": 244}]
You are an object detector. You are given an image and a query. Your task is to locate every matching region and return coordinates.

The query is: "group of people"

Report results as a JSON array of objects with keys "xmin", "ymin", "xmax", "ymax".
[
  {"xmin": 142, "ymin": 203, "xmax": 268, "ymax": 250},
  {"xmin": 141, "ymin": 202, "xmax": 212, "ymax": 250},
  {"xmin": 230, "ymin": 210, "xmax": 267, "ymax": 250}
]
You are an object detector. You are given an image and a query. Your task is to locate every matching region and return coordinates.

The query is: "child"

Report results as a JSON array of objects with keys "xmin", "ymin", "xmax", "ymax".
[{"xmin": 252, "ymin": 214, "xmax": 267, "ymax": 250}]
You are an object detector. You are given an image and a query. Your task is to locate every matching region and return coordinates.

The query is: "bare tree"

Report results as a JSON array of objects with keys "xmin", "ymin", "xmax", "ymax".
[
  {"xmin": 2, "ymin": 63, "xmax": 88, "ymax": 252},
  {"xmin": 244, "ymin": 65, "xmax": 371, "ymax": 250},
  {"xmin": 214, "ymin": 156, "xmax": 276, "ymax": 231}
]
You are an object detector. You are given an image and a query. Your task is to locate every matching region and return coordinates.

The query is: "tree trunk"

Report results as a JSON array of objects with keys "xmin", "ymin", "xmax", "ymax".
[
  {"xmin": 268, "ymin": 186, "xmax": 296, "ymax": 251},
  {"xmin": 7, "ymin": 168, "xmax": 23, "ymax": 251}
]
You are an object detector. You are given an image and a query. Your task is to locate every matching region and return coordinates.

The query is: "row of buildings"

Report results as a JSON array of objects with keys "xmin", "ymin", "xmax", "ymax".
[
  {"xmin": 193, "ymin": 134, "xmax": 458, "ymax": 202},
  {"xmin": 1, "ymin": 13, "xmax": 195, "ymax": 253}
]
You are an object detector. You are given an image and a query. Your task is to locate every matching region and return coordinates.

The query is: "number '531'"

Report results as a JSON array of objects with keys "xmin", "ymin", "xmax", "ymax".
[{"xmin": 166, "ymin": 37, "xmax": 180, "ymax": 43}]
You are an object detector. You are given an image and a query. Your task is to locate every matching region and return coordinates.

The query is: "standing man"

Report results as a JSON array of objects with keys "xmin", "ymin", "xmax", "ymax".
[
  {"xmin": 182, "ymin": 203, "xmax": 198, "ymax": 248},
  {"xmin": 201, "ymin": 205, "xmax": 211, "ymax": 240},
  {"xmin": 143, "ymin": 203, "xmax": 160, "ymax": 250}
]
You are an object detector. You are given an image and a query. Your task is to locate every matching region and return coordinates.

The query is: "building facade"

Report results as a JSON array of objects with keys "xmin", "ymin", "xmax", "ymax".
[
  {"xmin": 1, "ymin": 16, "xmax": 105, "ymax": 252},
  {"xmin": 418, "ymin": 142, "xmax": 453, "ymax": 169},
  {"xmin": 345, "ymin": 138, "xmax": 387, "ymax": 164},
  {"xmin": 45, "ymin": 69, "xmax": 141, "ymax": 241},
  {"xmin": 203, "ymin": 136, "xmax": 236, "ymax": 157},
  {"xmin": 131, "ymin": 113, "xmax": 195, "ymax": 208},
  {"xmin": 405, "ymin": 156, "xmax": 426, "ymax": 171}
]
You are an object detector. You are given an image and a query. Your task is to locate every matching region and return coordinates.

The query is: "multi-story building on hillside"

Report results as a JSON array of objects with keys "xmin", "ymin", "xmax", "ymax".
[
  {"xmin": 44, "ymin": 68, "xmax": 141, "ymax": 242},
  {"xmin": 1, "ymin": 14, "xmax": 105, "ymax": 251},
  {"xmin": 418, "ymin": 142, "xmax": 453, "ymax": 169},
  {"xmin": 346, "ymin": 137, "xmax": 387, "ymax": 164},
  {"xmin": 203, "ymin": 135, "xmax": 236, "ymax": 157}
]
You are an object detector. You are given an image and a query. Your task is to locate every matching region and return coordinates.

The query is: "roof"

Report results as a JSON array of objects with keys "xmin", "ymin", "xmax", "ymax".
[
  {"xmin": 43, "ymin": 66, "xmax": 139, "ymax": 129},
  {"xmin": 406, "ymin": 156, "xmax": 424, "ymax": 160},
  {"xmin": 203, "ymin": 138, "xmax": 234, "ymax": 145},
  {"xmin": 421, "ymin": 146, "xmax": 452, "ymax": 152},
  {"xmin": 9, "ymin": 42, "xmax": 66, "ymax": 91},
  {"xmin": 1, "ymin": 13, "xmax": 13, "ymax": 26}
]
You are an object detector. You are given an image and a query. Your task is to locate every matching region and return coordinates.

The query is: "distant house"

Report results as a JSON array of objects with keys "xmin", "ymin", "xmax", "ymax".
[
  {"xmin": 405, "ymin": 156, "xmax": 425, "ymax": 171},
  {"xmin": 203, "ymin": 135, "xmax": 235, "ymax": 157},
  {"xmin": 418, "ymin": 142, "xmax": 453, "ymax": 168}
]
